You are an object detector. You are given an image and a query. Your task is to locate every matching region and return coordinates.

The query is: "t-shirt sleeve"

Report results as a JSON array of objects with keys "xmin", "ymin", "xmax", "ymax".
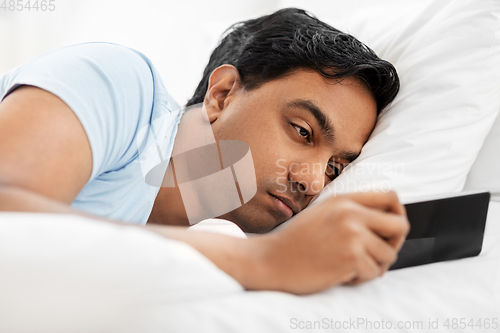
[{"xmin": 0, "ymin": 42, "xmax": 155, "ymax": 182}]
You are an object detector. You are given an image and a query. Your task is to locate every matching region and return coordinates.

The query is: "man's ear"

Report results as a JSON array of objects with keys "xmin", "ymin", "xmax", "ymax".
[{"xmin": 204, "ymin": 65, "xmax": 240, "ymax": 123}]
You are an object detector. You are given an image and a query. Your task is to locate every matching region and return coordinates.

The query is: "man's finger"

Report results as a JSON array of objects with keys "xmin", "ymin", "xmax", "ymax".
[
  {"xmin": 362, "ymin": 227, "xmax": 398, "ymax": 266},
  {"xmin": 358, "ymin": 206, "xmax": 409, "ymax": 250},
  {"xmin": 344, "ymin": 190, "xmax": 407, "ymax": 217},
  {"xmin": 352, "ymin": 250, "xmax": 381, "ymax": 284}
]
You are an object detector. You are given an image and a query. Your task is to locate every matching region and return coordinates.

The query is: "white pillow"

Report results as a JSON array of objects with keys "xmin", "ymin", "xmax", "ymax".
[
  {"xmin": 0, "ymin": 213, "xmax": 243, "ymax": 333},
  {"xmin": 281, "ymin": 0, "xmax": 500, "ymax": 203},
  {"xmin": 189, "ymin": 218, "xmax": 248, "ymax": 238},
  {"xmin": 464, "ymin": 109, "xmax": 500, "ymax": 201}
]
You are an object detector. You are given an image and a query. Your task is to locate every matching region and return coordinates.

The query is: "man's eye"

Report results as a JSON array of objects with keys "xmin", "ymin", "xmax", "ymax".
[
  {"xmin": 292, "ymin": 124, "xmax": 311, "ymax": 142},
  {"xmin": 326, "ymin": 162, "xmax": 342, "ymax": 180}
]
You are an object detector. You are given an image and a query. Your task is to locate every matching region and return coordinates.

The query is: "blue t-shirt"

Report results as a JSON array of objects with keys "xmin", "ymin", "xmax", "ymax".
[{"xmin": 0, "ymin": 42, "xmax": 182, "ymax": 224}]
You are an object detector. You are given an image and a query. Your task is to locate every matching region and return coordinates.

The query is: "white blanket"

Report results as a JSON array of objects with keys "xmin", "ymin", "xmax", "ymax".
[{"xmin": 0, "ymin": 202, "xmax": 499, "ymax": 333}]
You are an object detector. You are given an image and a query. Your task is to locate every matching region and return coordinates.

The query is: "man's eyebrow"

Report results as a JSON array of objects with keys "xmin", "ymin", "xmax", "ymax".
[
  {"xmin": 286, "ymin": 99, "xmax": 335, "ymax": 145},
  {"xmin": 338, "ymin": 151, "xmax": 360, "ymax": 164}
]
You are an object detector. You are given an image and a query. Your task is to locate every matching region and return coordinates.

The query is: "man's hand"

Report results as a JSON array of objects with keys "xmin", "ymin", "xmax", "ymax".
[{"xmin": 246, "ymin": 191, "xmax": 410, "ymax": 294}]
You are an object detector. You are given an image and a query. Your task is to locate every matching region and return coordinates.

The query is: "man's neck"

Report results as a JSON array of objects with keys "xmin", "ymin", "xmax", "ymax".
[
  {"xmin": 147, "ymin": 184, "xmax": 190, "ymax": 226},
  {"xmin": 147, "ymin": 104, "xmax": 216, "ymax": 227}
]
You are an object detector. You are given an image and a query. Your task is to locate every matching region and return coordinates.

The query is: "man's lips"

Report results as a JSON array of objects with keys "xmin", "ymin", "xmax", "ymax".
[{"xmin": 270, "ymin": 193, "xmax": 300, "ymax": 218}]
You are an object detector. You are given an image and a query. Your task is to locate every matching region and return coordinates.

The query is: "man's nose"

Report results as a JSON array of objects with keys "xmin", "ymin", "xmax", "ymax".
[{"xmin": 288, "ymin": 161, "xmax": 325, "ymax": 196}]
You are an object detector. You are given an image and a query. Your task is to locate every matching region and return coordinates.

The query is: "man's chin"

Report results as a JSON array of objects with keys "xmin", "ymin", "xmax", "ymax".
[{"xmin": 217, "ymin": 210, "xmax": 282, "ymax": 234}]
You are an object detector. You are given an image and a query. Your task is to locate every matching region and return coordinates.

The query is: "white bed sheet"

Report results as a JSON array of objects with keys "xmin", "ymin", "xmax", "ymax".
[
  {"xmin": 150, "ymin": 202, "xmax": 500, "ymax": 333},
  {"xmin": 0, "ymin": 202, "xmax": 498, "ymax": 333}
]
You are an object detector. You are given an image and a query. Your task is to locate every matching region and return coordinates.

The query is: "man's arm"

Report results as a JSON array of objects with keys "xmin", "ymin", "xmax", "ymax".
[
  {"xmin": 0, "ymin": 86, "xmax": 409, "ymax": 295},
  {"xmin": 148, "ymin": 190, "xmax": 409, "ymax": 294},
  {"xmin": 0, "ymin": 85, "xmax": 92, "ymax": 203}
]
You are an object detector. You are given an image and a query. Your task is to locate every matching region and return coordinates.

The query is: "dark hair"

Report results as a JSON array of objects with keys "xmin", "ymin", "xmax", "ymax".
[{"xmin": 186, "ymin": 8, "xmax": 399, "ymax": 114}]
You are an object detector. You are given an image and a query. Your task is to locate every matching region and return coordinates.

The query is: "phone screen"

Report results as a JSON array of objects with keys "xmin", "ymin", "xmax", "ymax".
[{"xmin": 389, "ymin": 192, "xmax": 490, "ymax": 270}]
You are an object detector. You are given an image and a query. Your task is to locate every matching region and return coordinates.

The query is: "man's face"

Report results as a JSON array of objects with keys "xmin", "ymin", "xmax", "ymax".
[{"xmin": 208, "ymin": 69, "xmax": 377, "ymax": 233}]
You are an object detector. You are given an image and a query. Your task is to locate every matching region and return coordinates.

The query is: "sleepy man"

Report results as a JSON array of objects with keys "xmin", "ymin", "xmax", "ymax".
[{"xmin": 0, "ymin": 8, "xmax": 409, "ymax": 295}]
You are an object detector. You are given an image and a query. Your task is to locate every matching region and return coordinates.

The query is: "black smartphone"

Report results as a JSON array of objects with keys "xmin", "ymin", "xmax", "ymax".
[{"xmin": 389, "ymin": 191, "xmax": 490, "ymax": 270}]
